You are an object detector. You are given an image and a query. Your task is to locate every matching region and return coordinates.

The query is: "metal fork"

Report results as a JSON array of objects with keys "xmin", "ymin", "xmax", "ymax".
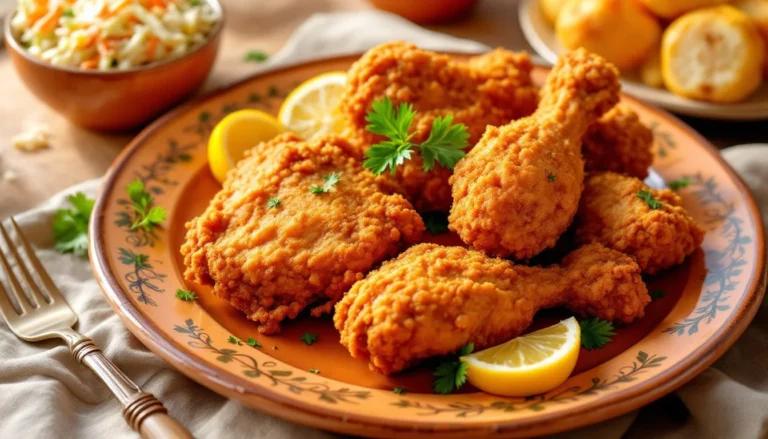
[{"xmin": 0, "ymin": 218, "xmax": 192, "ymax": 439}]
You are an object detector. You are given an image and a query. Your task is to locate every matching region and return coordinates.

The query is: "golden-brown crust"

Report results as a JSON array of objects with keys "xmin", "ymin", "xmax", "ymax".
[
  {"xmin": 450, "ymin": 49, "xmax": 621, "ymax": 259},
  {"xmin": 583, "ymin": 105, "xmax": 654, "ymax": 179},
  {"xmin": 334, "ymin": 242, "xmax": 648, "ymax": 375},
  {"xmin": 340, "ymin": 42, "xmax": 539, "ymax": 212},
  {"xmin": 575, "ymin": 171, "xmax": 705, "ymax": 274},
  {"xmin": 181, "ymin": 133, "xmax": 425, "ymax": 334}
]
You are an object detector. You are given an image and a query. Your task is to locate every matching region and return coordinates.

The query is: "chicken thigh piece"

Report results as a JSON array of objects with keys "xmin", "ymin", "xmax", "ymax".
[
  {"xmin": 450, "ymin": 49, "xmax": 621, "ymax": 259},
  {"xmin": 334, "ymin": 243, "xmax": 649, "ymax": 375},
  {"xmin": 583, "ymin": 104, "xmax": 654, "ymax": 179},
  {"xmin": 575, "ymin": 171, "xmax": 704, "ymax": 274},
  {"xmin": 182, "ymin": 133, "xmax": 425, "ymax": 334}
]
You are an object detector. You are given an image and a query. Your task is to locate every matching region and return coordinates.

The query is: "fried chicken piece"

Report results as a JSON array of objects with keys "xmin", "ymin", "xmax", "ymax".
[
  {"xmin": 450, "ymin": 49, "xmax": 621, "ymax": 259},
  {"xmin": 575, "ymin": 171, "xmax": 704, "ymax": 274},
  {"xmin": 341, "ymin": 41, "xmax": 539, "ymax": 212},
  {"xmin": 335, "ymin": 243, "xmax": 649, "ymax": 375},
  {"xmin": 583, "ymin": 105, "xmax": 654, "ymax": 179},
  {"xmin": 182, "ymin": 133, "xmax": 424, "ymax": 334}
]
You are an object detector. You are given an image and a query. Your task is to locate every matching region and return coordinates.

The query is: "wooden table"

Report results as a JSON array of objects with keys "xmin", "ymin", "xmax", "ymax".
[{"xmin": 0, "ymin": 0, "xmax": 765, "ymax": 218}]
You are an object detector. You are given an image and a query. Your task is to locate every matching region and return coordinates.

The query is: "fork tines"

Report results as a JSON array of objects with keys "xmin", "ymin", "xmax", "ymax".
[{"xmin": 0, "ymin": 218, "xmax": 53, "ymax": 314}]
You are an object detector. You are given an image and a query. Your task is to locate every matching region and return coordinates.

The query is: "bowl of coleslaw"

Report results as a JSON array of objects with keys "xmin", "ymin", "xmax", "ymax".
[{"xmin": 4, "ymin": 0, "xmax": 223, "ymax": 131}]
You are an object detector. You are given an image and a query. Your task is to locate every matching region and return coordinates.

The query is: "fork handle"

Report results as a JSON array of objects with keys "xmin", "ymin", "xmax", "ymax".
[{"xmin": 66, "ymin": 333, "xmax": 193, "ymax": 439}]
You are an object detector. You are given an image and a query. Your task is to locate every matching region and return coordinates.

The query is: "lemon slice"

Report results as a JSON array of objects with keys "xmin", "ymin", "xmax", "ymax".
[
  {"xmin": 208, "ymin": 110, "xmax": 286, "ymax": 183},
  {"xmin": 462, "ymin": 317, "xmax": 581, "ymax": 397},
  {"xmin": 277, "ymin": 71, "xmax": 347, "ymax": 140}
]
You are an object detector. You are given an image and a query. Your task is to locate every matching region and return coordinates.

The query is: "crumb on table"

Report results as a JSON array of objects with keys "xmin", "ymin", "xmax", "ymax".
[{"xmin": 12, "ymin": 125, "xmax": 51, "ymax": 152}]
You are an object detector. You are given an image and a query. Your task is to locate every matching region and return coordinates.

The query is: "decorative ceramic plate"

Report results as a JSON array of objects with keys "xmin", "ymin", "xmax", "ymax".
[
  {"xmin": 518, "ymin": 0, "xmax": 768, "ymax": 121},
  {"xmin": 89, "ymin": 54, "xmax": 766, "ymax": 438}
]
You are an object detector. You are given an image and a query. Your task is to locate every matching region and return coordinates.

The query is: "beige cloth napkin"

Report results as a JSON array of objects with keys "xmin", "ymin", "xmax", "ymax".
[{"xmin": 1, "ymin": 11, "xmax": 767, "ymax": 439}]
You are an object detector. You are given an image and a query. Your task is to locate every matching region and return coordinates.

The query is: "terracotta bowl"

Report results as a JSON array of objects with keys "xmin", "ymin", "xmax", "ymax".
[
  {"xmin": 3, "ymin": 0, "xmax": 224, "ymax": 132},
  {"xmin": 368, "ymin": 0, "xmax": 480, "ymax": 24}
]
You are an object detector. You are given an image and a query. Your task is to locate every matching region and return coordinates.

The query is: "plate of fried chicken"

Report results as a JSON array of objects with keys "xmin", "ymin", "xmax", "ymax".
[{"xmin": 90, "ymin": 42, "xmax": 766, "ymax": 438}]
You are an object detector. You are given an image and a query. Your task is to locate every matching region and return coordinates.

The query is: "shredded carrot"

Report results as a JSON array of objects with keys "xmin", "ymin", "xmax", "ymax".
[
  {"xmin": 146, "ymin": 36, "xmax": 159, "ymax": 61},
  {"xmin": 150, "ymin": 0, "xmax": 167, "ymax": 10},
  {"xmin": 26, "ymin": 4, "xmax": 48, "ymax": 24},
  {"xmin": 33, "ymin": 5, "xmax": 62, "ymax": 34},
  {"xmin": 96, "ymin": 37, "xmax": 112, "ymax": 55},
  {"xmin": 80, "ymin": 57, "xmax": 99, "ymax": 69}
]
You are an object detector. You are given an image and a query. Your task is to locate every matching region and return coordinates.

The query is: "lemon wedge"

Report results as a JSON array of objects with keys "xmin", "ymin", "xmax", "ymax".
[
  {"xmin": 462, "ymin": 317, "xmax": 581, "ymax": 397},
  {"xmin": 277, "ymin": 71, "xmax": 347, "ymax": 140},
  {"xmin": 208, "ymin": 110, "xmax": 286, "ymax": 183}
]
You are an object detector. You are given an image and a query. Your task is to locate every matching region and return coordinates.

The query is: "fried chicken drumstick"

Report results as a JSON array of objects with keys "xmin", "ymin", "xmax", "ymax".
[
  {"xmin": 575, "ymin": 171, "xmax": 704, "ymax": 274},
  {"xmin": 182, "ymin": 133, "xmax": 424, "ymax": 334},
  {"xmin": 450, "ymin": 49, "xmax": 621, "ymax": 259},
  {"xmin": 341, "ymin": 41, "xmax": 540, "ymax": 212},
  {"xmin": 334, "ymin": 243, "xmax": 649, "ymax": 375}
]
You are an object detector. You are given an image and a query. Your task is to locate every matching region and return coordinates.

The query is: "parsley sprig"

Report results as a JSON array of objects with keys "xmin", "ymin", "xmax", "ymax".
[
  {"xmin": 126, "ymin": 179, "xmax": 167, "ymax": 231},
  {"xmin": 267, "ymin": 197, "xmax": 281, "ymax": 208},
  {"xmin": 636, "ymin": 190, "xmax": 662, "ymax": 210},
  {"xmin": 52, "ymin": 192, "xmax": 95, "ymax": 257},
  {"xmin": 310, "ymin": 173, "xmax": 340, "ymax": 194},
  {"xmin": 363, "ymin": 98, "xmax": 470, "ymax": 175},
  {"xmin": 432, "ymin": 343, "xmax": 473, "ymax": 394},
  {"xmin": 579, "ymin": 318, "xmax": 615, "ymax": 350}
]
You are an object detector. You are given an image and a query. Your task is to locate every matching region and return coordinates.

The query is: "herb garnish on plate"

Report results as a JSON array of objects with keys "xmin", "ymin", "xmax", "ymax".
[{"xmin": 363, "ymin": 97, "xmax": 470, "ymax": 175}]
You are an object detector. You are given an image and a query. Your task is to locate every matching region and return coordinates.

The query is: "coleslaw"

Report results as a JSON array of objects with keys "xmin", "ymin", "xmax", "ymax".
[{"xmin": 11, "ymin": 0, "xmax": 219, "ymax": 70}]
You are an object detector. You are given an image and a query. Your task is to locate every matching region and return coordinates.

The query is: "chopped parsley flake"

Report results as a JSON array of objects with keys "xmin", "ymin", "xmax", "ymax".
[
  {"xmin": 667, "ymin": 177, "xmax": 690, "ymax": 191},
  {"xmin": 175, "ymin": 289, "xmax": 197, "ymax": 301},
  {"xmin": 310, "ymin": 173, "xmax": 340, "ymax": 194},
  {"xmin": 636, "ymin": 190, "xmax": 662, "ymax": 210},
  {"xmin": 422, "ymin": 212, "xmax": 449, "ymax": 235},
  {"xmin": 650, "ymin": 289, "xmax": 666, "ymax": 301},
  {"xmin": 228, "ymin": 336, "xmax": 242, "ymax": 346},
  {"xmin": 301, "ymin": 332, "xmax": 318, "ymax": 346},
  {"xmin": 244, "ymin": 50, "xmax": 269, "ymax": 63}
]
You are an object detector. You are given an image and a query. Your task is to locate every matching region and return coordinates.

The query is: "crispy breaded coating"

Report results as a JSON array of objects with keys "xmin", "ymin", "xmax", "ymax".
[
  {"xmin": 334, "ymin": 243, "xmax": 649, "ymax": 375},
  {"xmin": 182, "ymin": 133, "xmax": 425, "ymax": 334},
  {"xmin": 341, "ymin": 41, "xmax": 539, "ymax": 212},
  {"xmin": 575, "ymin": 171, "xmax": 704, "ymax": 274},
  {"xmin": 583, "ymin": 105, "xmax": 654, "ymax": 179},
  {"xmin": 450, "ymin": 49, "xmax": 621, "ymax": 259}
]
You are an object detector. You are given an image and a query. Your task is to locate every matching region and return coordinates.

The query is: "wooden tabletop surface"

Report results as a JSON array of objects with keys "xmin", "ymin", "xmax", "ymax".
[{"xmin": 0, "ymin": 0, "xmax": 765, "ymax": 218}]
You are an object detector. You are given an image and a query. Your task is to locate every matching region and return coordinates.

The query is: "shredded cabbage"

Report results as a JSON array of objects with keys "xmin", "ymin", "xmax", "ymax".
[{"xmin": 11, "ymin": 0, "xmax": 218, "ymax": 70}]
